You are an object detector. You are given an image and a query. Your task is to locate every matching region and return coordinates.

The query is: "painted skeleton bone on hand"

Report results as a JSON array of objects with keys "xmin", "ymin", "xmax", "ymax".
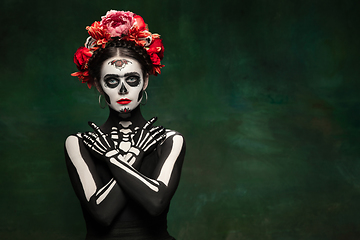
[
  {"xmin": 82, "ymin": 118, "xmax": 165, "ymax": 169},
  {"xmin": 82, "ymin": 122, "xmax": 121, "ymax": 162},
  {"xmin": 125, "ymin": 117, "xmax": 166, "ymax": 169}
]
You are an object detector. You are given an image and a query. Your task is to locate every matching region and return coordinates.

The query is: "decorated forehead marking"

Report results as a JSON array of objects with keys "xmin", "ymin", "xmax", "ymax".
[{"xmin": 108, "ymin": 59, "xmax": 132, "ymax": 71}]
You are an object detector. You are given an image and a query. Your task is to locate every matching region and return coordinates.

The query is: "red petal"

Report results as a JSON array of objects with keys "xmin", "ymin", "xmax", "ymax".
[{"xmin": 134, "ymin": 15, "xmax": 146, "ymax": 31}]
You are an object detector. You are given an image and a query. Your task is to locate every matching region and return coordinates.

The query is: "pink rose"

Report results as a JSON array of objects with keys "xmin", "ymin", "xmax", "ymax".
[{"xmin": 101, "ymin": 10, "xmax": 135, "ymax": 37}]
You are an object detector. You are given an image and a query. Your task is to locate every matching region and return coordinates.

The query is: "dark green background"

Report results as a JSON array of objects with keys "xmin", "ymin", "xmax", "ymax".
[{"xmin": 1, "ymin": 0, "xmax": 360, "ymax": 239}]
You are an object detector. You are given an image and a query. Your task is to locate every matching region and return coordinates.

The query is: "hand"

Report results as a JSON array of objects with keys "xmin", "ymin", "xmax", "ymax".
[
  {"xmin": 126, "ymin": 117, "xmax": 166, "ymax": 168},
  {"xmin": 134, "ymin": 117, "xmax": 166, "ymax": 154},
  {"xmin": 82, "ymin": 122, "xmax": 119, "ymax": 162}
]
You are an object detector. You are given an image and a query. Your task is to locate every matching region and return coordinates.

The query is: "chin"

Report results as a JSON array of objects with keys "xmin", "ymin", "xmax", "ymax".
[
  {"xmin": 110, "ymin": 102, "xmax": 140, "ymax": 114},
  {"xmin": 119, "ymin": 107, "xmax": 131, "ymax": 114}
]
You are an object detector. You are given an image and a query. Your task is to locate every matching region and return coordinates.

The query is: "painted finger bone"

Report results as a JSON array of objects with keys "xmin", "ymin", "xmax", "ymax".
[
  {"xmin": 143, "ymin": 117, "xmax": 158, "ymax": 129},
  {"xmin": 149, "ymin": 125, "xmax": 163, "ymax": 133},
  {"xmin": 88, "ymin": 122, "xmax": 104, "ymax": 134}
]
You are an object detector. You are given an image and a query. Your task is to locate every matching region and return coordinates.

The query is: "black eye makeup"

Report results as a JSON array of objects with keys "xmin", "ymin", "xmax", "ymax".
[
  {"xmin": 103, "ymin": 72, "xmax": 141, "ymax": 88},
  {"xmin": 103, "ymin": 74, "xmax": 120, "ymax": 88},
  {"xmin": 124, "ymin": 72, "xmax": 141, "ymax": 87}
]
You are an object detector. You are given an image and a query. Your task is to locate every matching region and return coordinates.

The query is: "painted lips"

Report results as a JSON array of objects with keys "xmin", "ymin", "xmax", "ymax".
[{"xmin": 117, "ymin": 99, "xmax": 132, "ymax": 105}]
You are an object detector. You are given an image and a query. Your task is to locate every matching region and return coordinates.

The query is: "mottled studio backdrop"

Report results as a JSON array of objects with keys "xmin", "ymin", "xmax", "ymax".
[{"xmin": 1, "ymin": 0, "xmax": 360, "ymax": 239}]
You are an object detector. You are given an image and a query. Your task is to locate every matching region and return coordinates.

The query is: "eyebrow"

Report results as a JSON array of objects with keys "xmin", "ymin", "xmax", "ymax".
[
  {"xmin": 124, "ymin": 72, "xmax": 141, "ymax": 78},
  {"xmin": 104, "ymin": 74, "xmax": 120, "ymax": 79},
  {"xmin": 104, "ymin": 72, "xmax": 141, "ymax": 79}
]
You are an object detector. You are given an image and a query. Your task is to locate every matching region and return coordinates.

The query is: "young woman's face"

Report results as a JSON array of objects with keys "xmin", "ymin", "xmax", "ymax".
[{"xmin": 100, "ymin": 57, "xmax": 148, "ymax": 113}]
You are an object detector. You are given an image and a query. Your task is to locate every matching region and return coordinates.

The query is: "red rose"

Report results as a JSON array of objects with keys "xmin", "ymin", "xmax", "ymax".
[
  {"xmin": 150, "ymin": 53, "xmax": 161, "ymax": 65},
  {"xmin": 134, "ymin": 15, "xmax": 147, "ymax": 31},
  {"xmin": 73, "ymin": 47, "xmax": 92, "ymax": 70},
  {"xmin": 148, "ymin": 38, "xmax": 164, "ymax": 60}
]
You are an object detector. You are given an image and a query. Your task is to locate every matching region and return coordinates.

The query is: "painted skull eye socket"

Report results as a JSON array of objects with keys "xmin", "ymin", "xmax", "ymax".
[
  {"xmin": 104, "ymin": 77, "xmax": 120, "ymax": 88},
  {"xmin": 125, "ymin": 75, "xmax": 141, "ymax": 87}
]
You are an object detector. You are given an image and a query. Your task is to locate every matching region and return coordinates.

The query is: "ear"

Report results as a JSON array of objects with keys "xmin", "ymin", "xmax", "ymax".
[{"xmin": 143, "ymin": 74, "xmax": 149, "ymax": 90}]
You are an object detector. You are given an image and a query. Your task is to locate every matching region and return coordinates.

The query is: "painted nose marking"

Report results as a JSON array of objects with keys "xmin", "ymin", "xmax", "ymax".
[{"xmin": 119, "ymin": 83, "xmax": 128, "ymax": 94}]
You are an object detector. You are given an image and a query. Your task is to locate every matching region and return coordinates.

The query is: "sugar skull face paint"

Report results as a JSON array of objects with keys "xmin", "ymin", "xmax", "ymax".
[
  {"xmin": 108, "ymin": 59, "xmax": 132, "ymax": 71},
  {"xmin": 100, "ymin": 57, "xmax": 148, "ymax": 113}
]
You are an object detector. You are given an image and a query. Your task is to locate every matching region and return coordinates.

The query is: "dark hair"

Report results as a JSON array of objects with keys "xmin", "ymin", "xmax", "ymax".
[{"xmin": 88, "ymin": 39, "xmax": 152, "ymax": 90}]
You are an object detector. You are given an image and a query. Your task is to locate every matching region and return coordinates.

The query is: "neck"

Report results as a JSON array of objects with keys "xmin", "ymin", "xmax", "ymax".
[{"xmin": 103, "ymin": 106, "xmax": 146, "ymax": 130}]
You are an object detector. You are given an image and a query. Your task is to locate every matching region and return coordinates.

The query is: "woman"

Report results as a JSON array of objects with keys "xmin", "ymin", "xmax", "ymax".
[{"xmin": 65, "ymin": 10, "xmax": 185, "ymax": 240}]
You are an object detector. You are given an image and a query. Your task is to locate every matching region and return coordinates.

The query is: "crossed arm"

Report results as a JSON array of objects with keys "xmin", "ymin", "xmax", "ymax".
[
  {"xmin": 65, "ymin": 134, "xmax": 127, "ymax": 226},
  {"xmin": 106, "ymin": 130, "xmax": 186, "ymax": 216},
  {"xmin": 64, "ymin": 118, "xmax": 186, "ymax": 225}
]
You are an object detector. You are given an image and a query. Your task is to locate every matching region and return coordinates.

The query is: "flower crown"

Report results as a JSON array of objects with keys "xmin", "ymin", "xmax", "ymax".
[{"xmin": 71, "ymin": 10, "xmax": 165, "ymax": 89}]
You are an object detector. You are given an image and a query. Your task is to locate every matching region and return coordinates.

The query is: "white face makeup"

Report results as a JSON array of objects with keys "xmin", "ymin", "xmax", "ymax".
[{"xmin": 100, "ymin": 57, "xmax": 147, "ymax": 113}]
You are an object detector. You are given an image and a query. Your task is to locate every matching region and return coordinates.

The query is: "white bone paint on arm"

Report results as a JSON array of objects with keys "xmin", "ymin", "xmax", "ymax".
[
  {"xmin": 94, "ymin": 127, "xmax": 186, "ymax": 217},
  {"xmin": 110, "ymin": 158, "xmax": 160, "ymax": 192},
  {"xmin": 65, "ymin": 135, "xmax": 117, "ymax": 204},
  {"xmin": 96, "ymin": 178, "xmax": 117, "ymax": 204},
  {"xmin": 104, "ymin": 129, "xmax": 185, "ymax": 216},
  {"xmin": 108, "ymin": 130, "xmax": 184, "ymax": 192},
  {"xmin": 157, "ymin": 134, "xmax": 183, "ymax": 186}
]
